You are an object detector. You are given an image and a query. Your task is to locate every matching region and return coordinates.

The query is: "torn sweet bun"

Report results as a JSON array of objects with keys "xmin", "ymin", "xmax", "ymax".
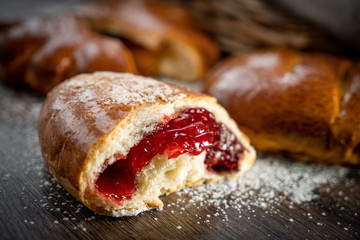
[
  {"xmin": 74, "ymin": 0, "xmax": 219, "ymax": 81},
  {"xmin": 38, "ymin": 72, "xmax": 255, "ymax": 217},
  {"xmin": 204, "ymin": 48, "xmax": 360, "ymax": 166},
  {"xmin": 0, "ymin": 15, "xmax": 137, "ymax": 95}
]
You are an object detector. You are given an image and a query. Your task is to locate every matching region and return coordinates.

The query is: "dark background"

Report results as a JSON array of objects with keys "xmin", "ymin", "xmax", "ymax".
[{"xmin": 269, "ymin": 0, "xmax": 360, "ymax": 52}]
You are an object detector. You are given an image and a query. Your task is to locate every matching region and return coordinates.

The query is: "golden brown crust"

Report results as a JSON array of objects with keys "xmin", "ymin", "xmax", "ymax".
[
  {"xmin": 332, "ymin": 62, "xmax": 360, "ymax": 164},
  {"xmin": 0, "ymin": 15, "xmax": 137, "ymax": 95},
  {"xmin": 205, "ymin": 48, "xmax": 360, "ymax": 165},
  {"xmin": 75, "ymin": 0, "xmax": 219, "ymax": 80}
]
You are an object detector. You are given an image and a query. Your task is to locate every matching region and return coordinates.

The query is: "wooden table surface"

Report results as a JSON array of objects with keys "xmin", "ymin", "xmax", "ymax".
[
  {"xmin": 1, "ymin": 84, "xmax": 359, "ymax": 240},
  {"xmin": 0, "ymin": 1, "xmax": 360, "ymax": 239}
]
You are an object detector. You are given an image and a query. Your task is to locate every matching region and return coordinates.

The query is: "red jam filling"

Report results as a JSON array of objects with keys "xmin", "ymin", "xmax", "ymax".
[{"xmin": 95, "ymin": 108, "xmax": 246, "ymax": 202}]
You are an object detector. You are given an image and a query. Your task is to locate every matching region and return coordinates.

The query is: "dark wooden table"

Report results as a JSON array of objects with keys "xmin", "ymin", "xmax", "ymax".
[
  {"xmin": 1, "ymin": 84, "xmax": 359, "ymax": 240},
  {"xmin": 0, "ymin": 1, "xmax": 360, "ymax": 239}
]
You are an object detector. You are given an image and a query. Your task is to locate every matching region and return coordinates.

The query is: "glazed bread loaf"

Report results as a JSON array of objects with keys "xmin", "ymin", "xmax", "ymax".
[
  {"xmin": 38, "ymin": 72, "xmax": 255, "ymax": 216},
  {"xmin": 0, "ymin": 15, "xmax": 137, "ymax": 94},
  {"xmin": 0, "ymin": 0, "xmax": 218, "ymax": 94},
  {"xmin": 204, "ymin": 49, "xmax": 360, "ymax": 165},
  {"xmin": 75, "ymin": 0, "xmax": 219, "ymax": 81}
]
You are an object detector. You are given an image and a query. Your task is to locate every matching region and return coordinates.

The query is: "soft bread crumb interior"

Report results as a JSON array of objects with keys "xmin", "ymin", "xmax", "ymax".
[
  {"xmin": 110, "ymin": 152, "xmax": 216, "ymax": 216},
  {"xmin": 81, "ymin": 97, "xmax": 256, "ymax": 216}
]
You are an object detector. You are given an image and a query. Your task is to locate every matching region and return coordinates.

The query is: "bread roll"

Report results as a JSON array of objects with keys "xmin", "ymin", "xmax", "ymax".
[
  {"xmin": 204, "ymin": 48, "xmax": 360, "ymax": 166},
  {"xmin": 75, "ymin": 0, "xmax": 219, "ymax": 81},
  {"xmin": 38, "ymin": 72, "xmax": 255, "ymax": 216},
  {"xmin": 0, "ymin": 15, "xmax": 137, "ymax": 94}
]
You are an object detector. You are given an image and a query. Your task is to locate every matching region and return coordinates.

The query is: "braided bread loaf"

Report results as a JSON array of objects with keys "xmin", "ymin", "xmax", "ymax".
[
  {"xmin": 75, "ymin": 0, "xmax": 219, "ymax": 81},
  {"xmin": 205, "ymin": 49, "xmax": 360, "ymax": 165},
  {"xmin": 0, "ymin": 0, "xmax": 219, "ymax": 94}
]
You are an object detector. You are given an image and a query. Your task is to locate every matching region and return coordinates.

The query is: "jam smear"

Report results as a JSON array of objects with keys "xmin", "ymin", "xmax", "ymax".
[{"xmin": 95, "ymin": 108, "xmax": 246, "ymax": 203}]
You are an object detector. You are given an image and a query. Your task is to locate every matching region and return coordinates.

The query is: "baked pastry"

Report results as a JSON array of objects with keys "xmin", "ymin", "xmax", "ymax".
[
  {"xmin": 75, "ymin": 0, "xmax": 219, "ymax": 81},
  {"xmin": 0, "ymin": 15, "xmax": 136, "ymax": 95},
  {"xmin": 38, "ymin": 72, "xmax": 255, "ymax": 216},
  {"xmin": 204, "ymin": 48, "xmax": 360, "ymax": 166}
]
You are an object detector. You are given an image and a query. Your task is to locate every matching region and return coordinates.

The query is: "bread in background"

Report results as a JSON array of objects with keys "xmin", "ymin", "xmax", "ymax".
[
  {"xmin": 205, "ymin": 48, "xmax": 360, "ymax": 166},
  {"xmin": 75, "ymin": 0, "xmax": 219, "ymax": 81},
  {"xmin": 0, "ymin": 15, "xmax": 137, "ymax": 95}
]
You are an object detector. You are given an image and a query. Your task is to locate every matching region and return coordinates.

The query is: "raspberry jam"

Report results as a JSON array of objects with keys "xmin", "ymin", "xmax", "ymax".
[{"xmin": 95, "ymin": 108, "xmax": 246, "ymax": 202}]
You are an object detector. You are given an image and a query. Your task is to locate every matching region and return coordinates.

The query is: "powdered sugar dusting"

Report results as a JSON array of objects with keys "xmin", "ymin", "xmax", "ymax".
[
  {"xmin": 179, "ymin": 156, "xmax": 349, "ymax": 210},
  {"xmin": 62, "ymin": 72, "xmax": 187, "ymax": 106}
]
